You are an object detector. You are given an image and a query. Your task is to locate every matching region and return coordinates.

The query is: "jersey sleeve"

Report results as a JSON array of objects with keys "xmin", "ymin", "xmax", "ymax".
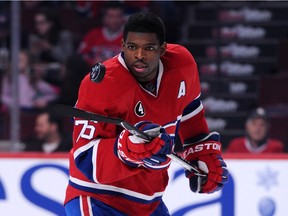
[
  {"xmin": 176, "ymin": 47, "xmax": 210, "ymax": 144},
  {"xmin": 71, "ymin": 75, "xmax": 143, "ymax": 184},
  {"xmin": 178, "ymin": 97, "xmax": 209, "ymax": 141},
  {"xmin": 269, "ymin": 139, "xmax": 285, "ymax": 152},
  {"xmin": 225, "ymin": 138, "xmax": 244, "ymax": 153}
]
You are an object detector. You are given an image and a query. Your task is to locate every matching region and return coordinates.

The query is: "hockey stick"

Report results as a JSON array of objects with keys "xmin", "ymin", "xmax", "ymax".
[{"xmin": 53, "ymin": 104, "xmax": 206, "ymax": 177}]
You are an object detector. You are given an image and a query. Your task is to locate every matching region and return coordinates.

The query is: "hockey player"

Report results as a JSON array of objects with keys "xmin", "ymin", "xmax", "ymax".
[{"xmin": 64, "ymin": 11, "xmax": 229, "ymax": 215}]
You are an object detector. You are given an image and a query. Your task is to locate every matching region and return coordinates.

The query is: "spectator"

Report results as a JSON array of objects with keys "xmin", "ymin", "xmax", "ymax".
[
  {"xmin": 24, "ymin": 109, "xmax": 71, "ymax": 153},
  {"xmin": 226, "ymin": 107, "xmax": 285, "ymax": 153},
  {"xmin": 0, "ymin": 10, "xmax": 10, "ymax": 73},
  {"xmin": 77, "ymin": 1, "xmax": 126, "ymax": 66},
  {"xmin": 74, "ymin": 1, "xmax": 150, "ymax": 18},
  {"xmin": 1, "ymin": 50, "xmax": 59, "ymax": 111},
  {"xmin": 74, "ymin": 1, "xmax": 105, "ymax": 18},
  {"xmin": 28, "ymin": 8, "xmax": 74, "ymax": 63}
]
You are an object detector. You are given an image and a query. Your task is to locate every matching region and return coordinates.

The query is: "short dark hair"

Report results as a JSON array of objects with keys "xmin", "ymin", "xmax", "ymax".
[
  {"xmin": 48, "ymin": 111, "xmax": 63, "ymax": 132},
  {"xmin": 123, "ymin": 11, "xmax": 165, "ymax": 45},
  {"xmin": 39, "ymin": 108, "xmax": 63, "ymax": 133},
  {"xmin": 101, "ymin": 1, "xmax": 125, "ymax": 16}
]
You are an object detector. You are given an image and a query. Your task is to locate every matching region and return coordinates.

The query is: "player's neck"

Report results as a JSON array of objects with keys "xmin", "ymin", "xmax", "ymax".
[
  {"xmin": 249, "ymin": 137, "xmax": 267, "ymax": 147},
  {"xmin": 46, "ymin": 132, "xmax": 61, "ymax": 144},
  {"xmin": 140, "ymin": 74, "xmax": 158, "ymax": 94}
]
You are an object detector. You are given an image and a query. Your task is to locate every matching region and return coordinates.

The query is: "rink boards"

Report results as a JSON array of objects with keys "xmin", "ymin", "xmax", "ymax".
[{"xmin": 0, "ymin": 153, "xmax": 287, "ymax": 216}]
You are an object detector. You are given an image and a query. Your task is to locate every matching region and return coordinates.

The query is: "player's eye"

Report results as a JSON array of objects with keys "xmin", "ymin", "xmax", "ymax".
[
  {"xmin": 127, "ymin": 45, "xmax": 136, "ymax": 50},
  {"xmin": 145, "ymin": 46, "xmax": 155, "ymax": 51}
]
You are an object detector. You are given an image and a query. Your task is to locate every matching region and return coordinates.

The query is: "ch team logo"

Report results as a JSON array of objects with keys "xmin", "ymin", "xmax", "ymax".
[{"xmin": 134, "ymin": 101, "xmax": 145, "ymax": 117}]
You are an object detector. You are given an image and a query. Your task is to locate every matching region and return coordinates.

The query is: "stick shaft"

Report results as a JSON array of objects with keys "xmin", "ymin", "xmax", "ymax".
[{"xmin": 53, "ymin": 104, "xmax": 206, "ymax": 177}]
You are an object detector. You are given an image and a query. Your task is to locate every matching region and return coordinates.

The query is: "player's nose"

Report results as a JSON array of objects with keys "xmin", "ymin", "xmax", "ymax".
[{"xmin": 135, "ymin": 48, "xmax": 146, "ymax": 60}]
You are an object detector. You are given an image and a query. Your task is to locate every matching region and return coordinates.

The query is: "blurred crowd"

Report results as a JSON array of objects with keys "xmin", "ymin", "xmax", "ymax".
[
  {"xmin": 0, "ymin": 1, "xmax": 189, "ymax": 152},
  {"xmin": 0, "ymin": 1, "xmax": 286, "ymax": 153}
]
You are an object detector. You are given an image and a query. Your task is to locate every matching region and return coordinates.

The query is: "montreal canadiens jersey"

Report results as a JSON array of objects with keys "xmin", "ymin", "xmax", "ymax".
[
  {"xmin": 65, "ymin": 44, "xmax": 209, "ymax": 215},
  {"xmin": 226, "ymin": 137, "xmax": 284, "ymax": 153},
  {"xmin": 78, "ymin": 27, "xmax": 123, "ymax": 66}
]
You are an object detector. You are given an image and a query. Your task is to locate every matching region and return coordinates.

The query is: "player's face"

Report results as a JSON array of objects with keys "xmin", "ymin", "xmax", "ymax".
[
  {"xmin": 34, "ymin": 113, "xmax": 52, "ymax": 140},
  {"xmin": 34, "ymin": 14, "xmax": 52, "ymax": 35},
  {"xmin": 103, "ymin": 9, "xmax": 125, "ymax": 33},
  {"xmin": 18, "ymin": 51, "xmax": 29, "ymax": 72},
  {"xmin": 122, "ymin": 32, "xmax": 166, "ymax": 82},
  {"xmin": 246, "ymin": 118, "xmax": 268, "ymax": 142}
]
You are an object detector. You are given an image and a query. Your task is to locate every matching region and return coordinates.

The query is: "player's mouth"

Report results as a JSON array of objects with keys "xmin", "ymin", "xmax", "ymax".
[{"xmin": 133, "ymin": 63, "xmax": 148, "ymax": 73}]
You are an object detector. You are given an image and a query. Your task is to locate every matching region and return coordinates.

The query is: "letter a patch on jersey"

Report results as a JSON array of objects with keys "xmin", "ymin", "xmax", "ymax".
[
  {"xmin": 134, "ymin": 101, "xmax": 145, "ymax": 117},
  {"xmin": 178, "ymin": 81, "xmax": 186, "ymax": 98}
]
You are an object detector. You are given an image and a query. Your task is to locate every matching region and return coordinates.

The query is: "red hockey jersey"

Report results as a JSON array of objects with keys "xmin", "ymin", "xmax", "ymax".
[
  {"xmin": 78, "ymin": 27, "xmax": 122, "ymax": 66},
  {"xmin": 226, "ymin": 137, "xmax": 284, "ymax": 153},
  {"xmin": 65, "ymin": 44, "xmax": 209, "ymax": 215}
]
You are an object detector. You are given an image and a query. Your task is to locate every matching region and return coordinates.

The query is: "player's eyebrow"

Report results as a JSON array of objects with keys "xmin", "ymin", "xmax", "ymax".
[
  {"xmin": 126, "ymin": 42, "xmax": 158, "ymax": 46},
  {"xmin": 145, "ymin": 43, "xmax": 158, "ymax": 46}
]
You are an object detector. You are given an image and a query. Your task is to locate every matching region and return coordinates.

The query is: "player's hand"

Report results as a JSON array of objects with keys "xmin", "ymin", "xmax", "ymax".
[
  {"xmin": 116, "ymin": 121, "xmax": 173, "ymax": 168},
  {"xmin": 182, "ymin": 132, "xmax": 229, "ymax": 193}
]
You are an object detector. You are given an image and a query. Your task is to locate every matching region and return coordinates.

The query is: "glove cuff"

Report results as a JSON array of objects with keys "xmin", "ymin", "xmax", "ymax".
[{"xmin": 182, "ymin": 140, "xmax": 222, "ymax": 160}]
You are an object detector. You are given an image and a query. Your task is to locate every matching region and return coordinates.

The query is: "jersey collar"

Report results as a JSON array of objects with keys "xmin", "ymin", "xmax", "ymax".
[{"xmin": 117, "ymin": 53, "xmax": 163, "ymax": 97}]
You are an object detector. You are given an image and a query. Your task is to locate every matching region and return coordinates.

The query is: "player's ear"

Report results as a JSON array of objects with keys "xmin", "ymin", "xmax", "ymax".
[
  {"xmin": 121, "ymin": 39, "xmax": 125, "ymax": 48},
  {"xmin": 160, "ymin": 42, "xmax": 167, "ymax": 56}
]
